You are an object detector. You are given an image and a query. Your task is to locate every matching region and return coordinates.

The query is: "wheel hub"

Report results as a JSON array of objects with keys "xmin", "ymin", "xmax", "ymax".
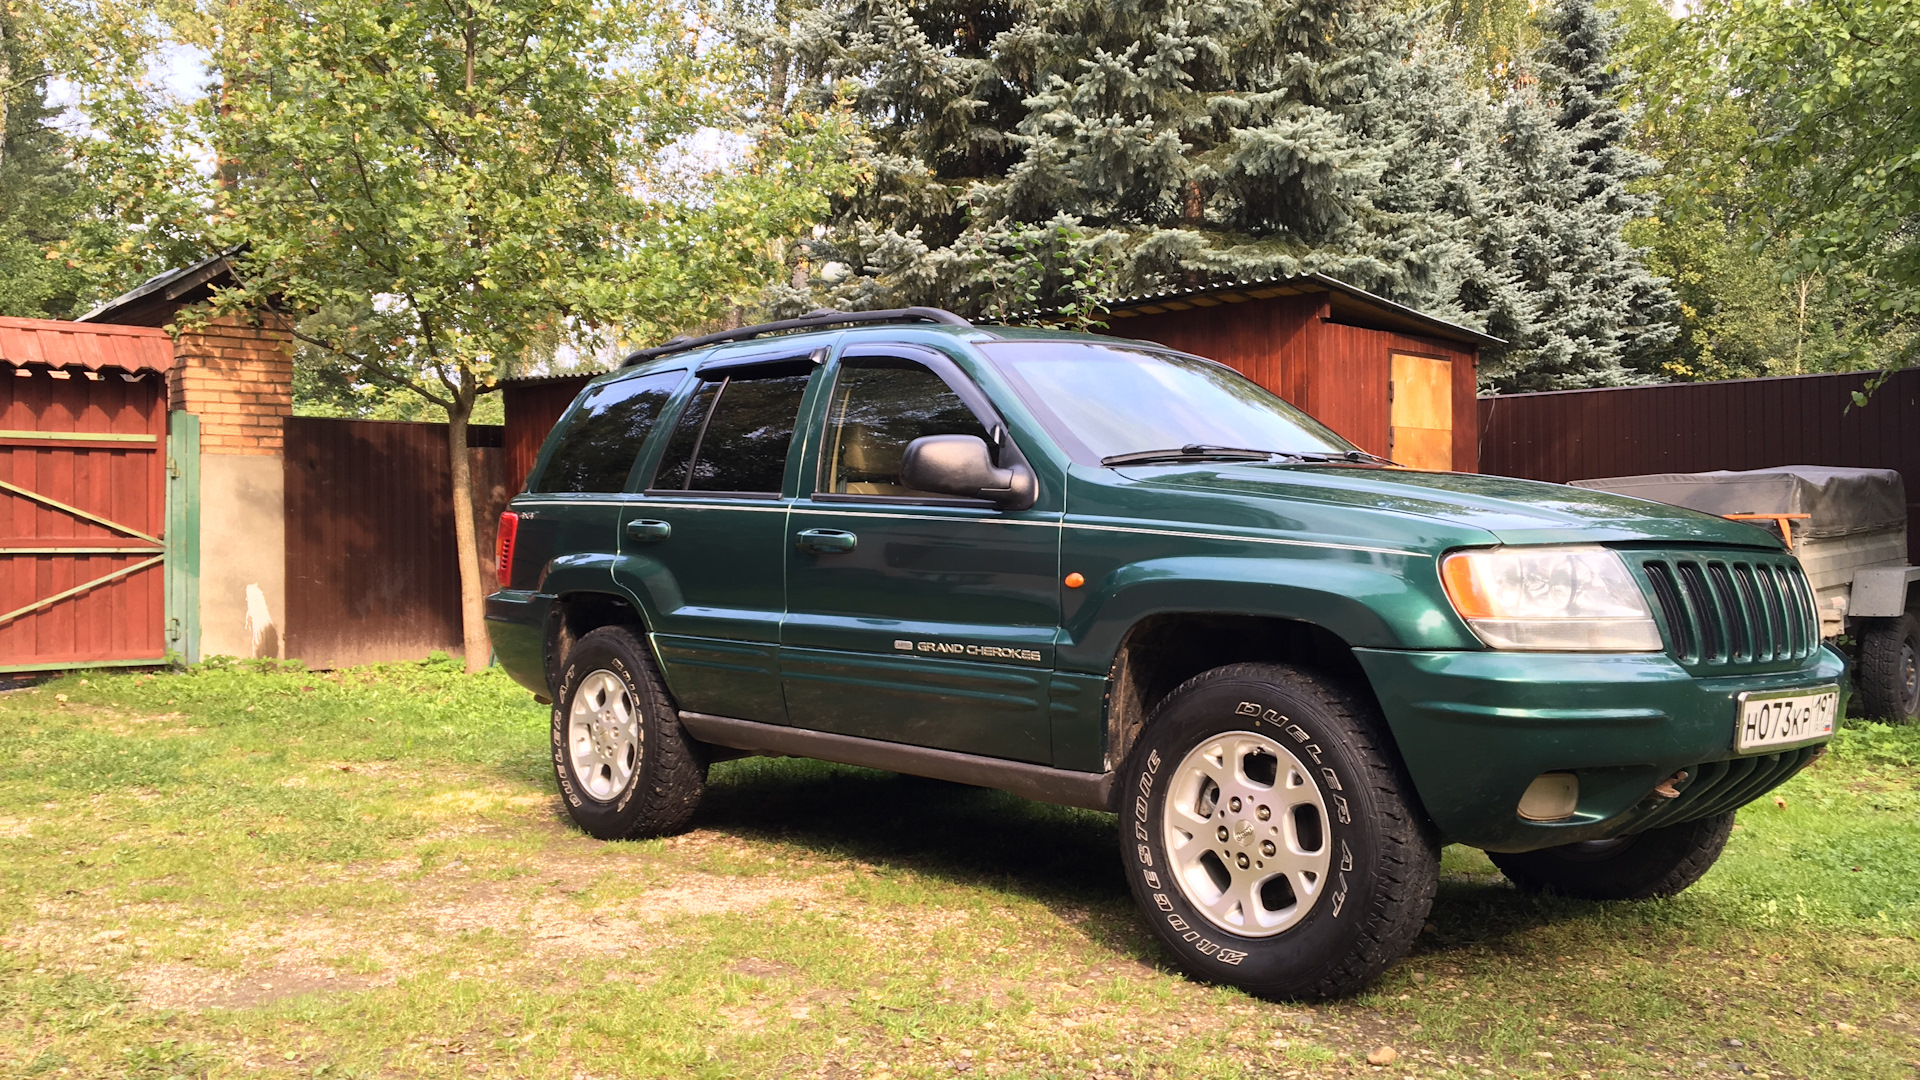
[
  {"xmin": 567, "ymin": 669, "xmax": 641, "ymax": 803},
  {"xmin": 1160, "ymin": 730, "xmax": 1333, "ymax": 938}
]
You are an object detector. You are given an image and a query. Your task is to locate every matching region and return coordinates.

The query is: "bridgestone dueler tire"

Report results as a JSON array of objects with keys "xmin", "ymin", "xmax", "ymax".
[
  {"xmin": 1856, "ymin": 613, "xmax": 1920, "ymax": 724},
  {"xmin": 1120, "ymin": 662, "xmax": 1439, "ymax": 1000},
  {"xmin": 1487, "ymin": 811, "xmax": 1735, "ymax": 901},
  {"xmin": 552, "ymin": 626, "xmax": 706, "ymax": 840}
]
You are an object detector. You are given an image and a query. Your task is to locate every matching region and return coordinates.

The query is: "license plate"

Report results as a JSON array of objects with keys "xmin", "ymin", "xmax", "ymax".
[{"xmin": 1735, "ymin": 686, "xmax": 1838, "ymax": 753}]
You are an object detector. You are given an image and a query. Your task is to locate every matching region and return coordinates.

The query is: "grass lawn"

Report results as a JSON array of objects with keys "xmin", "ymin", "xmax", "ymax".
[{"xmin": 0, "ymin": 658, "xmax": 1914, "ymax": 1079}]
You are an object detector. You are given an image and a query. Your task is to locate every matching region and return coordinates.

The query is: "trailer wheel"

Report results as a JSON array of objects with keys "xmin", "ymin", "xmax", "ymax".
[{"xmin": 1857, "ymin": 612, "xmax": 1919, "ymax": 724}]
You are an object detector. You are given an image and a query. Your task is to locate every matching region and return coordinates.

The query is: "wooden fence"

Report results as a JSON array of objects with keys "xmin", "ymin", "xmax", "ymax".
[
  {"xmin": 1478, "ymin": 368, "xmax": 1920, "ymax": 563},
  {"xmin": 282, "ymin": 417, "xmax": 509, "ymax": 668}
]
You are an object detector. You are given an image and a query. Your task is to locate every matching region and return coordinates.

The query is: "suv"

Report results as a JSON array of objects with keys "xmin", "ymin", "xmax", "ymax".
[{"xmin": 487, "ymin": 308, "xmax": 1845, "ymax": 998}]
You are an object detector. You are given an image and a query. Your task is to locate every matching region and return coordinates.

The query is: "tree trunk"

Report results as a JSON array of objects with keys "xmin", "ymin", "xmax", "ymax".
[
  {"xmin": 445, "ymin": 381, "xmax": 491, "ymax": 674},
  {"xmin": 1, "ymin": 9, "xmax": 13, "ymax": 178}
]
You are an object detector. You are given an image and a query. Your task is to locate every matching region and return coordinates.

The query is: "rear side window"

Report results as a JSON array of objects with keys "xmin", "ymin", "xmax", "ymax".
[
  {"xmin": 536, "ymin": 370, "xmax": 684, "ymax": 492},
  {"xmin": 652, "ymin": 363, "xmax": 813, "ymax": 493}
]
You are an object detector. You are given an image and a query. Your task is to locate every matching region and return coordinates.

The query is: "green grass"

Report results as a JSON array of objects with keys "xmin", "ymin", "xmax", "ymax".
[{"xmin": 0, "ymin": 657, "xmax": 1915, "ymax": 1079}]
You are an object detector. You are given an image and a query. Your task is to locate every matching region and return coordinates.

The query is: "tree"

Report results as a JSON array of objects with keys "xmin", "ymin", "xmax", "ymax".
[
  {"xmin": 0, "ymin": 0, "xmax": 125, "ymax": 318},
  {"xmin": 70, "ymin": 0, "xmax": 850, "ymax": 671},
  {"xmin": 1692, "ymin": 0, "xmax": 1919, "ymax": 373},
  {"xmin": 1472, "ymin": 0, "xmax": 1676, "ymax": 391},
  {"xmin": 767, "ymin": 0, "xmax": 1481, "ymax": 315}
]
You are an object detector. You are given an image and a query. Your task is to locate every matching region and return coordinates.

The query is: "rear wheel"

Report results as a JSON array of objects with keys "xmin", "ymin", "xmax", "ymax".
[
  {"xmin": 1487, "ymin": 812, "xmax": 1734, "ymax": 900},
  {"xmin": 552, "ymin": 626, "xmax": 706, "ymax": 839},
  {"xmin": 1121, "ymin": 662, "xmax": 1438, "ymax": 1000},
  {"xmin": 1857, "ymin": 613, "xmax": 1919, "ymax": 724}
]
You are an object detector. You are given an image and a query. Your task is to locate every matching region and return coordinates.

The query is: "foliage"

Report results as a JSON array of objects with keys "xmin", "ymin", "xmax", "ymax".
[
  {"xmin": 751, "ymin": 0, "xmax": 1674, "ymax": 391},
  {"xmin": 62, "ymin": 0, "xmax": 853, "ymax": 668},
  {"xmin": 1608, "ymin": 0, "xmax": 1887, "ymax": 382},
  {"xmin": 1695, "ymin": 0, "xmax": 1920, "ymax": 373},
  {"xmin": 0, "ymin": 0, "xmax": 131, "ymax": 318}
]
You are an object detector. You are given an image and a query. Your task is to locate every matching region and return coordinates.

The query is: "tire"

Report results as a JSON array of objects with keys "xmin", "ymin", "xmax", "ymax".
[
  {"xmin": 1120, "ymin": 662, "xmax": 1439, "ymax": 1000},
  {"xmin": 551, "ymin": 626, "xmax": 706, "ymax": 840},
  {"xmin": 1487, "ymin": 811, "xmax": 1734, "ymax": 901},
  {"xmin": 1856, "ymin": 613, "xmax": 1920, "ymax": 724}
]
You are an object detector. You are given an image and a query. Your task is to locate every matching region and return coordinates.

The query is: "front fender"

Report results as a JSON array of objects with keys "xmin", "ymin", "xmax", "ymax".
[{"xmin": 1056, "ymin": 553, "xmax": 1479, "ymax": 673}]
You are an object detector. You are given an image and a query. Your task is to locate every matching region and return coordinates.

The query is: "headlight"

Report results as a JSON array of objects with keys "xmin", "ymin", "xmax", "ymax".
[{"xmin": 1440, "ymin": 546, "xmax": 1662, "ymax": 652}]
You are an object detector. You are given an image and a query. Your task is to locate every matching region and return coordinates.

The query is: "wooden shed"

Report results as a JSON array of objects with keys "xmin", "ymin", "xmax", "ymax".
[{"xmin": 1100, "ymin": 274, "xmax": 1500, "ymax": 472}]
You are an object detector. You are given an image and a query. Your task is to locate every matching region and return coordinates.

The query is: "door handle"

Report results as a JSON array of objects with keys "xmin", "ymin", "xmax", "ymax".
[
  {"xmin": 795, "ymin": 528, "xmax": 858, "ymax": 554},
  {"xmin": 626, "ymin": 519, "xmax": 672, "ymax": 543}
]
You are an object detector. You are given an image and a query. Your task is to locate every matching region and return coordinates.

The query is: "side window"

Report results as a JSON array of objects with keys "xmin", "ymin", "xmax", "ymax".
[
  {"xmin": 650, "ymin": 365, "xmax": 813, "ymax": 494},
  {"xmin": 535, "ymin": 369, "xmax": 684, "ymax": 493},
  {"xmin": 820, "ymin": 357, "xmax": 991, "ymax": 498}
]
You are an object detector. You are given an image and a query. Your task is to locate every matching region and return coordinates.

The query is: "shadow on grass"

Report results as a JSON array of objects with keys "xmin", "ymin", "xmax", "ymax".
[{"xmin": 690, "ymin": 755, "xmax": 1618, "ymax": 969}]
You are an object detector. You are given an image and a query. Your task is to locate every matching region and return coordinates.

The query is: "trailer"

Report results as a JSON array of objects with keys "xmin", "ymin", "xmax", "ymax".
[{"xmin": 1571, "ymin": 466, "xmax": 1919, "ymax": 723}]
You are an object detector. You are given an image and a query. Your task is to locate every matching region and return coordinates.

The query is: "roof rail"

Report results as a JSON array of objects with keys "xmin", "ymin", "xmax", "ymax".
[{"xmin": 622, "ymin": 307, "xmax": 972, "ymax": 366}]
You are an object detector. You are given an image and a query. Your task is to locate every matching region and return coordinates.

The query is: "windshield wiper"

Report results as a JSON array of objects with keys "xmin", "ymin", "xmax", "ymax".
[
  {"xmin": 1338, "ymin": 449, "xmax": 1400, "ymax": 466},
  {"xmin": 1101, "ymin": 444, "xmax": 1289, "ymax": 466}
]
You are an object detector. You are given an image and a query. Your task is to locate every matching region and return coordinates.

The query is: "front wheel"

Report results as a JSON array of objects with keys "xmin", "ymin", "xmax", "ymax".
[
  {"xmin": 1121, "ymin": 663, "xmax": 1439, "ymax": 1000},
  {"xmin": 1487, "ymin": 812, "xmax": 1734, "ymax": 900}
]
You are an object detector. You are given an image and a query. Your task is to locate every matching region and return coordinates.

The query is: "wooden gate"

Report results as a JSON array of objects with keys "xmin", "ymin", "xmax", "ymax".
[{"xmin": 0, "ymin": 318, "xmax": 178, "ymax": 673}]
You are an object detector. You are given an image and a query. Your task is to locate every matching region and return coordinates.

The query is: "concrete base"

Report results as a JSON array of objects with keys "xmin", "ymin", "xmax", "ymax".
[{"xmin": 199, "ymin": 454, "xmax": 287, "ymax": 659}]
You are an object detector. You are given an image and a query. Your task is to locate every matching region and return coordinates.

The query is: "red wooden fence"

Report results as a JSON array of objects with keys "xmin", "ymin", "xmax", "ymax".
[{"xmin": 0, "ymin": 357, "xmax": 172, "ymax": 671}]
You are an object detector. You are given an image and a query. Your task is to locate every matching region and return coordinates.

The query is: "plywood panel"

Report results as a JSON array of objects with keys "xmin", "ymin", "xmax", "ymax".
[{"xmin": 1391, "ymin": 353, "xmax": 1454, "ymax": 471}]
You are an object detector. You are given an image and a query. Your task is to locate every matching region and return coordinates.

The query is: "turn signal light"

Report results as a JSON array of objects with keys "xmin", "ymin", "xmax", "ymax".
[{"xmin": 496, "ymin": 511, "xmax": 520, "ymax": 588}]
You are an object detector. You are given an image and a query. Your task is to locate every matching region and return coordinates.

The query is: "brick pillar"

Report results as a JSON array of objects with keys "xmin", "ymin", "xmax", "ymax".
[
  {"xmin": 170, "ymin": 313, "xmax": 294, "ymax": 454},
  {"xmin": 172, "ymin": 312, "xmax": 292, "ymax": 659}
]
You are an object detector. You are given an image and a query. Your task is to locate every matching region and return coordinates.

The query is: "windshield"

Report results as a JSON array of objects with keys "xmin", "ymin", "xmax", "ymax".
[{"xmin": 977, "ymin": 341, "xmax": 1357, "ymax": 466}]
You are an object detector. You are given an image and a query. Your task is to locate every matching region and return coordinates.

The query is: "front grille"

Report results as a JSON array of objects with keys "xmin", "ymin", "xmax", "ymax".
[
  {"xmin": 1635, "ymin": 553, "xmax": 1818, "ymax": 667},
  {"xmin": 1632, "ymin": 744, "xmax": 1824, "ymax": 830}
]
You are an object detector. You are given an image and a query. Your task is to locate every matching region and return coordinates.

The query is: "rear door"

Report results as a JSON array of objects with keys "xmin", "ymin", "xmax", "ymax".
[
  {"xmin": 780, "ymin": 345, "xmax": 1062, "ymax": 763},
  {"xmin": 612, "ymin": 353, "xmax": 820, "ymax": 724}
]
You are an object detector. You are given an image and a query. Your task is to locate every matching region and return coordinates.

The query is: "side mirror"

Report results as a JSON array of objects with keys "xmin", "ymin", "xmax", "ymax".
[{"xmin": 900, "ymin": 434, "xmax": 1037, "ymax": 510}]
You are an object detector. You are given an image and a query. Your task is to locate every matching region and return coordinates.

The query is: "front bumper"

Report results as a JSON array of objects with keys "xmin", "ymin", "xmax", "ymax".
[{"xmin": 1354, "ymin": 645, "xmax": 1848, "ymax": 852}]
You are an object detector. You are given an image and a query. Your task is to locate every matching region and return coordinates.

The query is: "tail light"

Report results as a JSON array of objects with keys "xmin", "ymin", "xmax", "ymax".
[{"xmin": 496, "ymin": 511, "xmax": 520, "ymax": 588}]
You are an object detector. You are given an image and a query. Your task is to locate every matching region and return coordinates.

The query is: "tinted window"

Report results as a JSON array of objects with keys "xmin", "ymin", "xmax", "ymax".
[
  {"xmin": 820, "ymin": 359, "xmax": 990, "ymax": 497},
  {"xmin": 651, "ymin": 365, "xmax": 813, "ymax": 493},
  {"xmin": 536, "ymin": 370, "xmax": 685, "ymax": 492},
  {"xmin": 652, "ymin": 381, "xmax": 720, "ymax": 491}
]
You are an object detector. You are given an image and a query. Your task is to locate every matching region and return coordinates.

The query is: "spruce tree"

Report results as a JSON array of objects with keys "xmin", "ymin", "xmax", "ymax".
[
  {"xmin": 1478, "ymin": 0, "xmax": 1677, "ymax": 390},
  {"xmin": 768, "ymin": 0, "xmax": 1482, "ymax": 313},
  {"xmin": 0, "ymin": 3, "xmax": 106, "ymax": 318}
]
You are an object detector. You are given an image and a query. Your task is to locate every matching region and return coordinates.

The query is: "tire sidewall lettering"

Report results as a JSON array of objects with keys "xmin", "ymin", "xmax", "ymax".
[
  {"xmin": 552, "ymin": 649, "xmax": 644, "ymax": 815},
  {"xmin": 1128, "ymin": 687, "xmax": 1366, "ymax": 974}
]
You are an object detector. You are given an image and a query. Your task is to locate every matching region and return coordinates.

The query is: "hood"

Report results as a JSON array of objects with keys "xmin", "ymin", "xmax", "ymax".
[{"xmin": 1116, "ymin": 464, "xmax": 1787, "ymax": 549}]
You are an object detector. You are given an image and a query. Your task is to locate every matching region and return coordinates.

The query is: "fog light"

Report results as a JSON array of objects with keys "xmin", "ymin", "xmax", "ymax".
[{"xmin": 1517, "ymin": 773, "xmax": 1579, "ymax": 821}]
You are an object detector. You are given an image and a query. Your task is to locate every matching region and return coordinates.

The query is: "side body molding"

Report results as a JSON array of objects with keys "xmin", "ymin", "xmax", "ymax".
[{"xmin": 680, "ymin": 711, "xmax": 1115, "ymax": 811}]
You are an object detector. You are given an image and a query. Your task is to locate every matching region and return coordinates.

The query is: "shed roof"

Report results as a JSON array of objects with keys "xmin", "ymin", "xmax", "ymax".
[
  {"xmin": 0, "ymin": 316, "xmax": 173, "ymax": 373},
  {"xmin": 76, "ymin": 251, "xmax": 239, "ymax": 328},
  {"xmin": 1103, "ymin": 273, "xmax": 1505, "ymax": 348}
]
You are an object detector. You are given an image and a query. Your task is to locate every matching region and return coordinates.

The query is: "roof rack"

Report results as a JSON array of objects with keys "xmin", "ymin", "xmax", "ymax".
[{"xmin": 622, "ymin": 307, "xmax": 972, "ymax": 365}]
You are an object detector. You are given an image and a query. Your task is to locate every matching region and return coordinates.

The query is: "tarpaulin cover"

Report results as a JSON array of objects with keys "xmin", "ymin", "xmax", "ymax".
[
  {"xmin": 1571, "ymin": 466, "xmax": 1907, "ymax": 539},
  {"xmin": 0, "ymin": 315, "xmax": 173, "ymax": 373}
]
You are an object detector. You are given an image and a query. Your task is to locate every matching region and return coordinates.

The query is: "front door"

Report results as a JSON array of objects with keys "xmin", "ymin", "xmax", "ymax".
[
  {"xmin": 613, "ymin": 355, "xmax": 818, "ymax": 724},
  {"xmin": 781, "ymin": 347, "xmax": 1061, "ymax": 763}
]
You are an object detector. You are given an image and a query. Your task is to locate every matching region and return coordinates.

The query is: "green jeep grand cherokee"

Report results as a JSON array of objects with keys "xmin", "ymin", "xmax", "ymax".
[{"xmin": 486, "ymin": 308, "xmax": 1845, "ymax": 998}]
